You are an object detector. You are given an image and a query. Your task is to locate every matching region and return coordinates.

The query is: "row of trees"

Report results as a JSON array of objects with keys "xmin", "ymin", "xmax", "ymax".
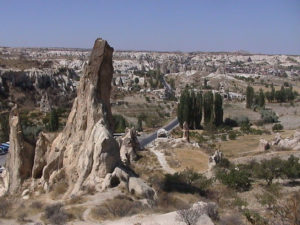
[
  {"xmin": 177, "ymin": 88, "xmax": 223, "ymax": 129},
  {"xmin": 246, "ymin": 84, "xmax": 298, "ymax": 109},
  {"xmin": 246, "ymin": 86, "xmax": 265, "ymax": 108}
]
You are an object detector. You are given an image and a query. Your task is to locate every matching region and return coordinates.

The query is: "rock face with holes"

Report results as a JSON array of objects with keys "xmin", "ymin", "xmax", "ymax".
[
  {"xmin": 6, "ymin": 105, "xmax": 34, "ymax": 194},
  {"xmin": 40, "ymin": 38, "xmax": 121, "ymax": 195},
  {"xmin": 119, "ymin": 127, "xmax": 140, "ymax": 165}
]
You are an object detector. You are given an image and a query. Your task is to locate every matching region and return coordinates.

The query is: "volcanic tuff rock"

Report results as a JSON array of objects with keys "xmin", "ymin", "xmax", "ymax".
[
  {"xmin": 119, "ymin": 127, "xmax": 140, "ymax": 165},
  {"xmin": 40, "ymin": 38, "xmax": 121, "ymax": 195},
  {"xmin": 6, "ymin": 105, "xmax": 34, "ymax": 194},
  {"xmin": 259, "ymin": 131, "xmax": 300, "ymax": 151},
  {"xmin": 32, "ymin": 132, "xmax": 57, "ymax": 179}
]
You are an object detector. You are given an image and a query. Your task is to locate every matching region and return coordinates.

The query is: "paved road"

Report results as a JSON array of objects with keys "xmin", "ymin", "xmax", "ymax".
[
  {"xmin": 0, "ymin": 154, "xmax": 6, "ymax": 167},
  {"xmin": 138, "ymin": 118, "xmax": 179, "ymax": 147}
]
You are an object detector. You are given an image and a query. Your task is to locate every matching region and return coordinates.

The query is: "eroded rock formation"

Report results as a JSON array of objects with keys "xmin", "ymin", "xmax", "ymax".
[
  {"xmin": 32, "ymin": 132, "xmax": 57, "ymax": 179},
  {"xmin": 6, "ymin": 105, "xmax": 34, "ymax": 194},
  {"xmin": 39, "ymin": 38, "xmax": 121, "ymax": 195},
  {"xmin": 119, "ymin": 127, "xmax": 140, "ymax": 165},
  {"xmin": 258, "ymin": 131, "xmax": 300, "ymax": 152}
]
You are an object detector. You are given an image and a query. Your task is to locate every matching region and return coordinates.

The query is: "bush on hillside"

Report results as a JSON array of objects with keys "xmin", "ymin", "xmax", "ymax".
[{"xmin": 272, "ymin": 123, "xmax": 283, "ymax": 131}]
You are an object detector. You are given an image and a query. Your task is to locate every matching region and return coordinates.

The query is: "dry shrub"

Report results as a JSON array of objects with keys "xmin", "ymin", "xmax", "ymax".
[
  {"xmin": 30, "ymin": 201, "xmax": 44, "ymax": 210},
  {"xmin": 271, "ymin": 191, "xmax": 300, "ymax": 225},
  {"xmin": 66, "ymin": 206, "xmax": 85, "ymax": 221},
  {"xmin": 86, "ymin": 185, "xmax": 97, "ymax": 195},
  {"xmin": 176, "ymin": 207, "xmax": 203, "ymax": 225},
  {"xmin": 156, "ymin": 192, "xmax": 188, "ymax": 212},
  {"xmin": 219, "ymin": 214, "xmax": 245, "ymax": 225},
  {"xmin": 66, "ymin": 195, "xmax": 85, "ymax": 205},
  {"xmin": 0, "ymin": 197, "xmax": 11, "ymax": 218},
  {"xmin": 206, "ymin": 202, "xmax": 219, "ymax": 221},
  {"xmin": 17, "ymin": 212, "xmax": 28, "ymax": 223},
  {"xmin": 50, "ymin": 181, "xmax": 68, "ymax": 199},
  {"xmin": 91, "ymin": 195, "xmax": 145, "ymax": 220},
  {"xmin": 45, "ymin": 203, "xmax": 71, "ymax": 225}
]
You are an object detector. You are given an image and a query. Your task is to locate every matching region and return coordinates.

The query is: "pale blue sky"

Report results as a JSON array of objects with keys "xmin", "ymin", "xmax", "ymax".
[{"xmin": 1, "ymin": 0, "xmax": 300, "ymax": 54}]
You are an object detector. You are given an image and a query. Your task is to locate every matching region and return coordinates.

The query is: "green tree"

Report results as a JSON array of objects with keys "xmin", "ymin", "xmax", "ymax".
[
  {"xmin": 283, "ymin": 155, "xmax": 300, "ymax": 180},
  {"xmin": 48, "ymin": 109, "xmax": 59, "ymax": 132},
  {"xmin": 189, "ymin": 90, "xmax": 196, "ymax": 128},
  {"xmin": 214, "ymin": 93, "xmax": 223, "ymax": 126},
  {"xmin": 255, "ymin": 157, "xmax": 284, "ymax": 185},
  {"xmin": 169, "ymin": 78, "xmax": 175, "ymax": 89},
  {"xmin": 0, "ymin": 113, "xmax": 9, "ymax": 142},
  {"xmin": 258, "ymin": 88, "xmax": 265, "ymax": 108},
  {"xmin": 113, "ymin": 114, "xmax": 128, "ymax": 133},
  {"xmin": 203, "ymin": 91, "xmax": 214, "ymax": 124},
  {"xmin": 285, "ymin": 87, "xmax": 295, "ymax": 101},
  {"xmin": 137, "ymin": 117, "xmax": 143, "ymax": 132},
  {"xmin": 194, "ymin": 92, "xmax": 203, "ymax": 129},
  {"xmin": 271, "ymin": 83, "xmax": 275, "ymax": 102},
  {"xmin": 246, "ymin": 86, "xmax": 254, "ymax": 108},
  {"xmin": 134, "ymin": 77, "xmax": 139, "ymax": 84},
  {"xmin": 177, "ymin": 87, "xmax": 190, "ymax": 127}
]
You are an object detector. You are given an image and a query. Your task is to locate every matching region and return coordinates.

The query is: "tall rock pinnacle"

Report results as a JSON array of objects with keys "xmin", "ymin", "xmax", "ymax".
[{"xmin": 39, "ymin": 38, "xmax": 120, "ymax": 195}]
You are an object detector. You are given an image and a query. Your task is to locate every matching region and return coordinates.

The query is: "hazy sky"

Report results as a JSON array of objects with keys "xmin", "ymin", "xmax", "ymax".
[{"xmin": 1, "ymin": 0, "xmax": 300, "ymax": 54}]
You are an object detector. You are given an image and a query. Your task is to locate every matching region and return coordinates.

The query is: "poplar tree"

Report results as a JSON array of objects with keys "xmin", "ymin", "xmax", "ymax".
[
  {"xmin": 258, "ymin": 88, "xmax": 265, "ymax": 108},
  {"xmin": 203, "ymin": 91, "xmax": 213, "ymax": 124},
  {"xmin": 214, "ymin": 93, "xmax": 223, "ymax": 126},
  {"xmin": 194, "ymin": 92, "xmax": 203, "ymax": 129},
  {"xmin": 246, "ymin": 86, "xmax": 254, "ymax": 108},
  {"xmin": 49, "ymin": 109, "xmax": 59, "ymax": 132}
]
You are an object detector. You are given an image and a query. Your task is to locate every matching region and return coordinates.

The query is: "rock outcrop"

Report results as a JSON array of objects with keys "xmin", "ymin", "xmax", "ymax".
[
  {"xmin": 259, "ymin": 131, "xmax": 300, "ymax": 152},
  {"xmin": 40, "ymin": 38, "xmax": 121, "ymax": 195},
  {"xmin": 32, "ymin": 132, "xmax": 56, "ymax": 179},
  {"xmin": 120, "ymin": 127, "xmax": 140, "ymax": 165},
  {"xmin": 258, "ymin": 139, "xmax": 270, "ymax": 151},
  {"xmin": 128, "ymin": 177, "xmax": 156, "ymax": 200},
  {"xmin": 208, "ymin": 150, "xmax": 223, "ymax": 170},
  {"xmin": 6, "ymin": 105, "xmax": 34, "ymax": 194},
  {"xmin": 274, "ymin": 131, "xmax": 300, "ymax": 150}
]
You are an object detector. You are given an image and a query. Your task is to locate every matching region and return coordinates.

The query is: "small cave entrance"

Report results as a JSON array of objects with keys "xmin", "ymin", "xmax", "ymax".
[{"xmin": 110, "ymin": 176, "xmax": 120, "ymax": 188}]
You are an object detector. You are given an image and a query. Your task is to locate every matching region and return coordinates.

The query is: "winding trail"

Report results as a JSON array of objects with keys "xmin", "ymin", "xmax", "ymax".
[{"xmin": 149, "ymin": 145, "xmax": 175, "ymax": 174}]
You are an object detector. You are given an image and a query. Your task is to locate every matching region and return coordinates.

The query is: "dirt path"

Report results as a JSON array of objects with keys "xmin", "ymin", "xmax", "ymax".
[{"xmin": 149, "ymin": 145, "xmax": 175, "ymax": 174}]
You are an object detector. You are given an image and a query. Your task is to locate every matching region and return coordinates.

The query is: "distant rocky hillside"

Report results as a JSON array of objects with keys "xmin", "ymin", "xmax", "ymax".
[{"xmin": 1, "ymin": 46, "xmax": 300, "ymax": 111}]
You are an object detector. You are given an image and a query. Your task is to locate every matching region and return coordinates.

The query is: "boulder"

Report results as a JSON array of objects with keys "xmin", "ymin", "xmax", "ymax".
[
  {"xmin": 102, "ymin": 167, "xmax": 130, "ymax": 190},
  {"xmin": 22, "ymin": 189, "xmax": 30, "ymax": 197},
  {"xmin": 128, "ymin": 177, "xmax": 156, "ymax": 200},
  {"xmin": 40, "ymin": 38, "xmax": 121, "ymax": 196},
  {"xmin": 157, "ymin": 128, "xmax": 168, "ymax": 138},
  {"xmin": 120, "ymin": 127, "xmax": 140, "ymax": 165},
  {"xmin": 271, "ymin": 133, "xmax": 282, "ymax": 145},
  {"xmin": 209, "ymin": 150, "xmax": 223, "ymax": 165},
  {"xmin": 6, "ymin": 106, "xmax": 34, "ymax": 194},
  {"xmin": 258, "ymin": 139, "xmax": 270, "ymax": 151},
  {"xmin": 267, "ymin": 131, "xmax": 300, "ymax": 151}
]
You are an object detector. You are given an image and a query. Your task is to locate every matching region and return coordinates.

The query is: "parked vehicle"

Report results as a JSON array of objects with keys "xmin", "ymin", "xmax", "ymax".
[
  {"xmin": 0, "ymin": 149, "xmax": 5, "ymax": 155},
  {"xmin": 0, "ymin": 142, "xmax": 9, "ymax": 153}
]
